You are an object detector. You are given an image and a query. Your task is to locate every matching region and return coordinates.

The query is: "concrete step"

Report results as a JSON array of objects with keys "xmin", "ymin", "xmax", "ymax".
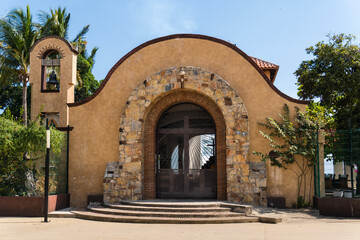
[
  {"xmin": 119, "ymin": 200, "xmax": 252, "ymax": 214},
  {"xmin": 105, "ymin": 204, "xmax": 231, "ymax": 213},
  {"xmin": 90, "ymin": 206, "xmax": 245, "ymax": 218},
  {"xmin": 72, "ymin": 210, "xmax": 260, "ymax": 224},
  {"xmin": 120, "ymin": 200, "xmax": 222, "ymax": 208},
  {"xmin": 48, "ymin": 208, "xmax": 75, "ymax": 218}
]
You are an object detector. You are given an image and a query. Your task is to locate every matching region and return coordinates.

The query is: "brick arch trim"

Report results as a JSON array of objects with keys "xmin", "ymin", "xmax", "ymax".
[
  {"xmin": 142, "ymin": 89, "xmax": 227, "ymax": 200},
  {"xmin": 30, "ymin": 35, "xmax": 79, "ymax": 55}
]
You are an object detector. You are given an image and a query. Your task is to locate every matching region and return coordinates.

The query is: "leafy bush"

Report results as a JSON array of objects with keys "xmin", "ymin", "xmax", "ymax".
[
  {"xmin": 0, "ymin": 111, "xmax": 64, "ymax": 196},
  {"xmin": 253, "ymin": 104, "xmax": 322, "ymax": 207}
]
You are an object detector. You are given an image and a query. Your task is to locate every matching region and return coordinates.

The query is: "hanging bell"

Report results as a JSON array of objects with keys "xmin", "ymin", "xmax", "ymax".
[{"xmin": 47, "ymin": 69, "xmax": 59, "ymax": 85}]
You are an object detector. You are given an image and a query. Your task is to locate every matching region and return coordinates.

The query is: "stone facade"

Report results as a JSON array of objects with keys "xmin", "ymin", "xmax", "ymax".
[{"xmin": 104, "ymin": 66, "xmax": 267, "ymax": 206}]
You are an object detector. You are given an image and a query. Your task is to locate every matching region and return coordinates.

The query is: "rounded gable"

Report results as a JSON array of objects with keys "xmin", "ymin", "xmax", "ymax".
[
  {"xmin": 30, "ymin": 35, "xmax": 79, "ymax": 56},
  {"xmin": 68, "ymin": 34, "xmax": 307, "ymax": 107}
]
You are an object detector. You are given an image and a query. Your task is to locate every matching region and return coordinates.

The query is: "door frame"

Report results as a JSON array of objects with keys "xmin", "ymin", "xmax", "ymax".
[
  {"xmin": 156, "ymin": 110, "xmax": 217, "ymax": 199},
  {"xmin": 143, "ymin": 89, "xmax": 227, "ymax": 200}
]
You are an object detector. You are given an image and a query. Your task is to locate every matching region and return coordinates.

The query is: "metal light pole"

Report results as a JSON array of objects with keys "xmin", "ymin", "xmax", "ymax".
[
  {"xmin": 349, "ymin": 118, "xmax": 354, "ymax": 196},
  {"xmin": 43, "ymin": 119, "xmax": 50, "ymax": 222}
]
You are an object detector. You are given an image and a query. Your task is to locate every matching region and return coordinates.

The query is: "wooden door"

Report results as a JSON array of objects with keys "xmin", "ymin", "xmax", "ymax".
[{"xmin": 156, "ymin": 103, "xmax": 216, "ymax": 199}]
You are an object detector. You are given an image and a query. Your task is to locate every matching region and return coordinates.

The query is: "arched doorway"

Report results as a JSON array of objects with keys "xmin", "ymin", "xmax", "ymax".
[
  {"xmin": 142, "ymin": 88, "xmax": 228, "ymax": 201},
  {"xmin": 156, "ymin": 103, "xmax": 217, "ymax": 199}
]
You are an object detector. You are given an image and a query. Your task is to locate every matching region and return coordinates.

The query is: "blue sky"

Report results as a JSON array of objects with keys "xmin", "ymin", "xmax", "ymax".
[{"xmin": 1, "ymin": 0, "xmax": 360, "ymax": 99}]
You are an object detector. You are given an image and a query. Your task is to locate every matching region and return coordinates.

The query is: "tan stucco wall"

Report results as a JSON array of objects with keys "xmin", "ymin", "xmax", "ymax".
[{"xmin": 63, "ymin": 37, "xmax": 309, "ymax": 207}]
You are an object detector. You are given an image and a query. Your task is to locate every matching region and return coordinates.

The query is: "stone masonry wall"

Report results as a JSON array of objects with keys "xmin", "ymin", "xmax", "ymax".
[{"xmin": 103, "ymin": 66, "xmax": 267, "ymax": 205}]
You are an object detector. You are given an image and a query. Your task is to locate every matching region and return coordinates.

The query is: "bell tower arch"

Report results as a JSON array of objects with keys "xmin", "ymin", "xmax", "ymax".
[{"xmin": 29, "ymin": 36, "xmax": 78, "ymax": 127}]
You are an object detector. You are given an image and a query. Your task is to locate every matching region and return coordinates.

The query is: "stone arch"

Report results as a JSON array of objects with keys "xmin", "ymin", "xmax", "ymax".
[{"xmin": 104, "ymin": 66, "xmax": 257, "ymax": 204}]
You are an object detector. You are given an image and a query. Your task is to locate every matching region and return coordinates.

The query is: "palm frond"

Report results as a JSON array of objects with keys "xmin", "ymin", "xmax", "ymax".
[{"xmin": 72, "ymin": 25, "xmax": 89, "ymax": 42}]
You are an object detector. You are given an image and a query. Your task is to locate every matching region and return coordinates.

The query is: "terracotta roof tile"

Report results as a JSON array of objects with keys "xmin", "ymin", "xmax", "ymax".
[
  {"xmin": 250, "ymin": 56, "xmax": 279, "ymax": 70},
  {"xmin": 250, "ymin": 56, "xmax": 279, "ymax": 83}
]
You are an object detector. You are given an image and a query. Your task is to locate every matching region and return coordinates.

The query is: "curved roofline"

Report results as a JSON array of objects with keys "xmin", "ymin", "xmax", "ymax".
[
  {"xmin": 30, "ymin": 35, "xmax": 79, "ymax": 54},
  {"xmin": 68, "ymin": 34, "xmax": 308, "ymax": 107}
]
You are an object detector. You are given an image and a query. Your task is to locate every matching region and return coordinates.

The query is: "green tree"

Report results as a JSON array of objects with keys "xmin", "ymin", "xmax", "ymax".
[
  {"xmin": 253, "ymin": 104, "xmax": 321, "ymax": 207},
  {"xmin": 38, "ymin": 7, "xmax": 70, "ymax": 39},
  {"xmin": 0, "ymin": 6, "xmax": 99, "ymax": 116},
  {"xmin": 75, "ymin": 47, "xmax": 100, "ymax": 102},
  {"xmin": 295, "ymin": 34, "xmax": 360, "ymax": 129},
  {"xmin": 0, "ymin": 111, "xmax": 64, "ymax": 196},
  {"xmin": 0, "ymin": 5, "xmax": 38, "ymax": 125},
  {"xmin": 38, "ymin": 7, "xmax": 90, "ymax": 43},
  {"xmin": 0, "ymin": 83, "xmax": 30, "ymax": 121}
]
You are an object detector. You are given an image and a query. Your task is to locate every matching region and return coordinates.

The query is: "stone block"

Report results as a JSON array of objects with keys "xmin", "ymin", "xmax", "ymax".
[
  {"xmin": 256, "ymin": 178, "xmax": 267, "ymax": 188},
  {"xmin": 123, "ymin": 162, "xmax": 141, "ymax": 172},
  {"xmin": 250, "ymin": 162, "xmax": 266, "ymax": 172},
  {"xmin": 241, "ymin": 164, "xmax": 249, "ymax": 176},
  {"xmin": 235, "ymin": 154, "xmax": 245, "ymax": 163},
  {"xmin": 253, "ymin": 187, "xmax": 261, "ymax": 193},
  {"xmin": 243, "ymin": 194, "xmax": 253, "ymax": 204},
  {"xmin": 203, "ymin": 88, "xmax": 213, "ymax": 96},
  {"xmin": 126, "ymin": 132, "xmax": 138, "ymax": 141}
]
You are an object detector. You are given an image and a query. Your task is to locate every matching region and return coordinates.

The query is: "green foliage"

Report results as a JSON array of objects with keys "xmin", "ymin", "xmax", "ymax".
[
  {"xmin": 33, "ymin": 169, "xmax": 58, "ymax": 196},
  {"xmin": 253, "ymin": 104, "xmax": 318, "ymax": 168},
  {"xmin": 38, "ymin": 7, "xmax": 71, "ymax": 39},
  {"xmin": 38, "ymin": 6, "xmax": 90, "ymax": 45},
  {"xmin": 0, "ymin": 6, "xmax": 100, "ymax": 119},
  {"xmin": 295, "ymin": 33, "xmax": 360, "ymax": 129},
  {"xmin": 253, "ymin": 104, "xmax": 321, "ymax": 207},
  {"xmin": 306, "ymin": 102, "xmax": 335, "ymax": 129},
  {"xmin": 0, "ymin": 83, "xmax": 31, "ymax": 120},
  {"xmin": 0, "ymin": 114, "xmax": 64, "ymax": 196},
  {"xmin": 75, "ymin": 48, "xmax": 100, "ymax": 102},
  {"xmin": 0, "ymin": 5, "xmax": 38, "ymax": 125},
  {"xmin": 297, "ymin": 196, "xmax": 309, "ymax": 209}
]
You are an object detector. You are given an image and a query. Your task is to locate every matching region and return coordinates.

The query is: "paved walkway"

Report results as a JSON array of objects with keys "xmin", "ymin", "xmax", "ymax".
[{"xmin": 1, "ymin": 209, "xmax": 360, "ymax": 240}]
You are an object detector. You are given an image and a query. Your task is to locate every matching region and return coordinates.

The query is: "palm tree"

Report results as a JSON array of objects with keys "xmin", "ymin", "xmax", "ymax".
[
  {"xmin": 38, "ymin": 7, "xmax": 94, "ymax": 91},
  {"xmin": 0, "ymin": 6, "xmax": 98, "ymax": 120},
  {"xmin": 0, "ymin": 5, "xmax": 38, "ymax": 125},
  {"xmin": 38, "ymin": 7, "xmax": 90, "ymax": 47},
  {"xmin": 38, "ymin": 7, "xmax": 70, "ymax": 39}
]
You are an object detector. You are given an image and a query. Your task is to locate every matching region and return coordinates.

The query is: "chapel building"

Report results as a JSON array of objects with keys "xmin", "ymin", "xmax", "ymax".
[{"xmin": 29, "ymin": 34, "xmax": 309, "ymax": 208}]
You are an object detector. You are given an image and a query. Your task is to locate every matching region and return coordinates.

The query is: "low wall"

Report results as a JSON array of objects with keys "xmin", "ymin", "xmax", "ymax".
[
  {"xmin": 317, "ymin": 197, "xmax": 360, "ymax": 217},
  {"xmin": 0, "ymin": 193, "xmax": 70, "ymax": 217}
]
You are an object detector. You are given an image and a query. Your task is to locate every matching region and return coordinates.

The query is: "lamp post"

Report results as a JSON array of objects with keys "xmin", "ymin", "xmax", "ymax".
[{"xmin": 43, "ymin": 119, "xmax": 50, "ymax": 222}]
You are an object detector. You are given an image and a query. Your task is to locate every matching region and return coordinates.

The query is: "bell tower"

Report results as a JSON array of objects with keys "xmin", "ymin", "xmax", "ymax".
[{"xmin": 29, "ymin": 36, "xmax": 78, "ymax": 127}]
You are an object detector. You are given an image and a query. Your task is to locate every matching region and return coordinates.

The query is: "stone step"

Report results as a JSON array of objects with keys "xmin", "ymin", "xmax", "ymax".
[
  {"xmin": 89, "ymin": 206, "xmax": 245, "ymax": 218},
  {"xmin": 72, "ymin": 210, "xmax": 260, "ymax": 224},
  {"xmin": 120, "ymin": 200, "xmax": 222, "ymax": 208},
  {"xmin": 118, "ymin": 200, "xmax": 252, "ymax": 214},
  {"xmin": 220, "ymin": 203, "xmax": 253, "ymax": 215},
  {"xmin": 120, "ymin": 200, "xmax": 247, "ymax": 209},
  {"xmin": 105, "ymin": 204, "xmax": 231, "ymax": 213},
  {"xmin": 48, "ymin": 208, "xmax": 75, "ymax": 218}
]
